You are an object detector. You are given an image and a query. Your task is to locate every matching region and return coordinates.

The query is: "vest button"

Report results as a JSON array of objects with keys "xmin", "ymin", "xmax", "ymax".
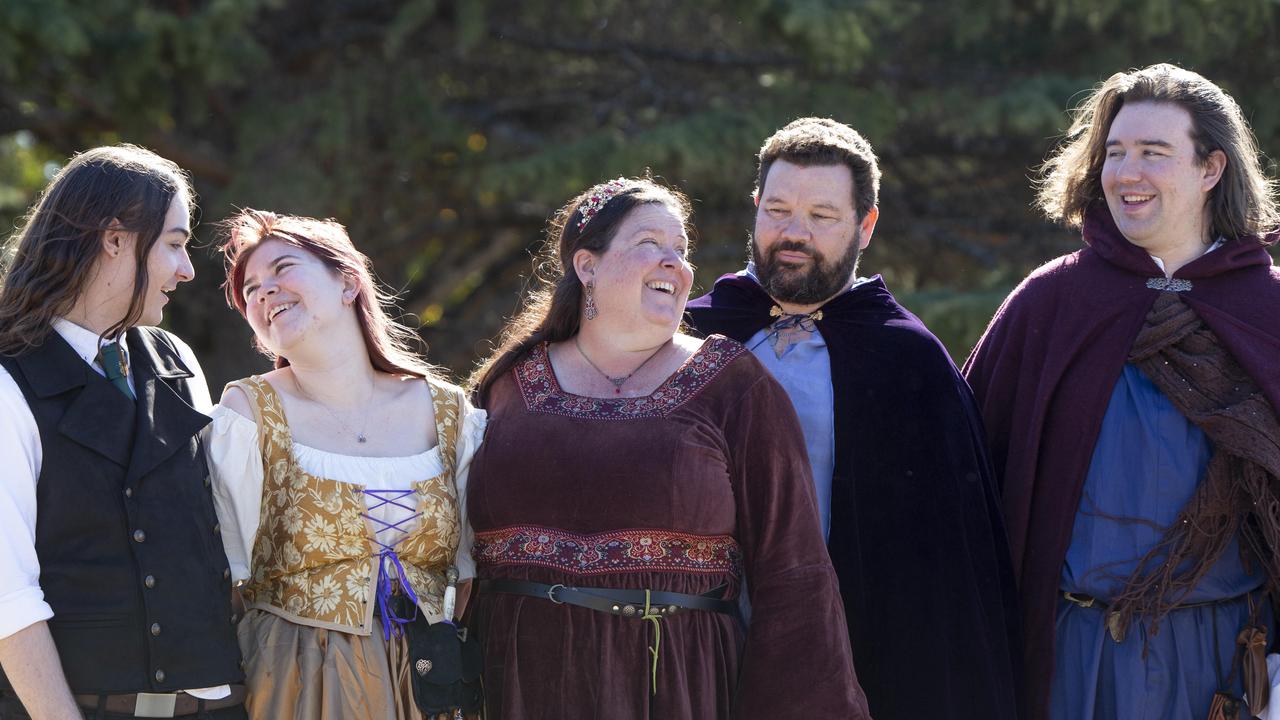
[
  {"xmin": 212, "ymin": 523, "xmax": 221, "ymax": 536},
  {"xmin": 150, "ymin": 623, "xmax": 161, "ymax": 636},
  {"xmin": 133, "ymin": 529, "xmax": 146, "ymax": 543},
  {"xmin": 124, "ymin": 488, "xmax": 133, "ymax": 499},
  {"xmin": 230, "ymin": 613, "xmax": 238, "ymax": 625},
  {"xmin": 203, "ymin": 476, "xmax": 211, "ymax": 488},
  {"xmin": 223, "ymin": 568, "xmax": 231, "ymax": 580},
  {"xmin": 154, "ymin": 669, "xmax": 165, "ymax": 683},
  {"xmin": 144, "ymin": 575, "xmax": 156, "ymax": 588}
]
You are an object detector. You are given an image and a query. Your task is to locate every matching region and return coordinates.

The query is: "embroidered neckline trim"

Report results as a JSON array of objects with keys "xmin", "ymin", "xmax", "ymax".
[{"xmin": 514, "ymin": 336, "xmax": 745, "ymax": 420}]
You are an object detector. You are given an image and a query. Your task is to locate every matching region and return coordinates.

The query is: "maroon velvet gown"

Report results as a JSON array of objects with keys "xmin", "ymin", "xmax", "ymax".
[{"xmin": 467, "ymin": 336, "xmax": 867, "ymax": 719}]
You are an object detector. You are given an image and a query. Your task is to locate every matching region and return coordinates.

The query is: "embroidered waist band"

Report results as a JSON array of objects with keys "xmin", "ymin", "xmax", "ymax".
[{"xmin": 474, "ymin": 526, "xmax": 741, "ymax": 576}]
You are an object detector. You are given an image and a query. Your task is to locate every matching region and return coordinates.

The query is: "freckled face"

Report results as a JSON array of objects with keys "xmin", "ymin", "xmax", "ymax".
[
  {"xmin": 239, "ymin": 239, "xmax": 351, "ymax": 356},
  {"xmin": 585, "ymin": 203, "xmax": 694, "ymax": 338}
]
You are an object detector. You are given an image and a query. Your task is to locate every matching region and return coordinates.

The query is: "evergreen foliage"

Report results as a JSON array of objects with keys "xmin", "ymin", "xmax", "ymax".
[{"xmin": 1, "ymin": 0, "xmax": 1277, "ymax": 382}]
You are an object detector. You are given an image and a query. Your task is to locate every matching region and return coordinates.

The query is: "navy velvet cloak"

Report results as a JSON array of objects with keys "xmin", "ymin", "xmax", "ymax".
[
  {"xmin": 963, "ymin": 204, "xmax": 1280, "ymax": 720},
  {"xmin": 687, "ymin": 275, "xmax": 1021, "ymax": 720}
]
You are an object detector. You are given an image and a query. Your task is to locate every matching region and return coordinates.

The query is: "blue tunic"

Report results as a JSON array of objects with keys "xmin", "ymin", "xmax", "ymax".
[
  {"xmin": 1051, "ymin": 364, "xmax": 1268, "ymax": 719},
  {"xmin": 744, "ymin": 326, "xmax": 835, "ymax": 540},
  {"xmin": 737, "ymin": 264, "xmax": 864, "ymax": 542}
]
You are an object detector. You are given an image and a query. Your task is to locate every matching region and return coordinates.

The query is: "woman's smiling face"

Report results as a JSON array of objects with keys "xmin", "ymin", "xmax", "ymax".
[
  {"xmin": 579, "ymin": 202, "xmax": 694, "ymax": 339},
  {"xmin": 239, "ymin": 238, "xmax": 354, "ymax": 356}
]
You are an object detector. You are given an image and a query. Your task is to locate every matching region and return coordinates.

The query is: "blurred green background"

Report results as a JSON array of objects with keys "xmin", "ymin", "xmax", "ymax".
[{"xmin": 3, "ymin": 0, "xmax": 1279, "ymax": 389}]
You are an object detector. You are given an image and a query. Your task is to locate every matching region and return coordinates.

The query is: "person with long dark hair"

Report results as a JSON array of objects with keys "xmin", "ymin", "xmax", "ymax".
[
  {"xmin": 966, "ymin": 63, "xmax": 1280, "ymax": 720},
  {"xmin": 467, "ymin": 177, "xmax": 867, "ymax": 719},
  {"xmin": 209, "ymin": 210, "xmax": 484, "ymax": 719},
  {"xmin": 0, "ymin": 145, "xmax": 246, "ymax": 718}
]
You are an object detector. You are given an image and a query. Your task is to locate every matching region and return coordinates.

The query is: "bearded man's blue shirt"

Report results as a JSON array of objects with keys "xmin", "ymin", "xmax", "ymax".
[{"xmin": 737, "ymin": 263, "xmax": 873, "ymax": 541}]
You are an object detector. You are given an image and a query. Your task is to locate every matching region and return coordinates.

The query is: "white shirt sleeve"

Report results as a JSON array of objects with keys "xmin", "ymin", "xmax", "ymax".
[
  {"xmin": 0, "ymin": 368, "xmax": 53, "ymax": 639},
  {"xmin": 204, "ymin": 405, "xmax": 264, "ymax": 583},
  {"xmin": 452, "ymin": 392, "xmax": 487, "ymax": 582},
  {"xmin": 167, "ymin": 333, "xmax": 212, "ymax": 414}
]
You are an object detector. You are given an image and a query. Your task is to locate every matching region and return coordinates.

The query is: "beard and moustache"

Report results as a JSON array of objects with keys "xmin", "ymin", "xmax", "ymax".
[{"xmin": 749, "ymin": 227, "xmax": 862, "ymax": 306}]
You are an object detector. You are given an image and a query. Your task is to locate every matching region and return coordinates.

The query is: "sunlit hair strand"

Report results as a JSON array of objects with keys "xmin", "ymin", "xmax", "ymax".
[
  {"xmin": 1037, "ymin": 63, "xmax": 1279, "ymax": 241},
  {"xmin": 0, "ymin": 144, "xmax": 192, "ymax": 354},
  {"xmin": 219, "ymin": 209, "xmax": 439, "ymax": 379}
]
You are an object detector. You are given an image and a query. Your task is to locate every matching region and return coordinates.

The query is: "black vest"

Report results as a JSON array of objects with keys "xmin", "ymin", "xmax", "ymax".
[{"xmin": 0, "ymin": 327, "xmax": 243, "ymax": 694}]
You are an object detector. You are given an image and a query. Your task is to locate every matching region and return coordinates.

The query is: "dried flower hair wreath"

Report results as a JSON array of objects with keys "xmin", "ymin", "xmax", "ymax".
[{"xmin": 576, "ymin": 178, "xmax": 629, "ymax": 230}]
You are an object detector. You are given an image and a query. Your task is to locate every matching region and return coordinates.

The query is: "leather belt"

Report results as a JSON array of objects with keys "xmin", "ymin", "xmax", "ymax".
[
  {"xmin": 74, "ymin": 685, "xmax": 246, "ymax": 718},
  {"xmin": 1062, "ymin": 590, "xmax": 1259, "ymax": 643},
  {"xmin": 479, "ymin": 578, "xmax": 738, "ymax": 618},
  {"xmin": 1062, "ymin": 590, "xmax": 1250, "ymax": 611}
]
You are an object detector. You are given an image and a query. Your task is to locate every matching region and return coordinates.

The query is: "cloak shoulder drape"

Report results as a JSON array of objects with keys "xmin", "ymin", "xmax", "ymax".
[
  {"xmin": 963, "ymin": 204, "xmax": 1280, "ymax": 719},
  {"xmin": 688, "ymin": 276, "xmax": 1021, "ymax": 720}
]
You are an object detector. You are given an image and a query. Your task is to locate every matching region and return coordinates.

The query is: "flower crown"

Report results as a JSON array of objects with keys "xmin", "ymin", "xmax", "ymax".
[{"xmin": 576, "ymin": 178, "xmax": 629, "ymax": 230}]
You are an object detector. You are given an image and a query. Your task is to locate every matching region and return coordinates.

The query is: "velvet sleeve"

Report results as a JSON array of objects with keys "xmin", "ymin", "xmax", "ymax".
[{"xmin": 722, "ymin": 369, "xmax": 870, "ymax": 719}]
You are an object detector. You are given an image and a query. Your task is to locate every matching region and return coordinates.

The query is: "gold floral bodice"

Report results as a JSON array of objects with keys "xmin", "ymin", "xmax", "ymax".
[{"xmin": 231, "ymin": 376, "xmax": 463, "ymax": 634}]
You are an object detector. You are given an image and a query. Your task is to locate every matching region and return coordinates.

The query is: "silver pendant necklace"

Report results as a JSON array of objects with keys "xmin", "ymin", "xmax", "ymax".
[
  {"xmin": 293, "ymin": 376, "xmax": 373, "ymax": 443},
  {"xmin": 573, "ymin": 336, "xmax": 670, "ymax": 395}
]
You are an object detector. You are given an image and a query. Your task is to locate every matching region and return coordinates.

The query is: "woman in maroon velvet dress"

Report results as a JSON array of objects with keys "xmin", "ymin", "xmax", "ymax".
[{"xmin": 466, "ymin": 177, "xmax": 867, "ymax": 719}]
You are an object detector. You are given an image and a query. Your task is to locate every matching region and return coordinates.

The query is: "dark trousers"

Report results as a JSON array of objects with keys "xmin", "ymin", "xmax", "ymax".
[{"xmin": 0, "ymin": 694, "xmax": 247, "ymax": 720}]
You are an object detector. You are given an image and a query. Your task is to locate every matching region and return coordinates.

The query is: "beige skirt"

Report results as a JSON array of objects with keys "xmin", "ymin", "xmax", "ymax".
[{"xmin": 238, "ymin": 608, "xmax": 463, "ymax": 720}]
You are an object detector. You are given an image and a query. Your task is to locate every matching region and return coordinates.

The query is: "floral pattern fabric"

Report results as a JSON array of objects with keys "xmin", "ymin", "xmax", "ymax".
[
  {"xmin": 232, "ymin": 376, "xmax": 463, "ymax": 633},
  {"xmin": 474, "ymin": 525, "xmax": 742, "ymax": 577}
]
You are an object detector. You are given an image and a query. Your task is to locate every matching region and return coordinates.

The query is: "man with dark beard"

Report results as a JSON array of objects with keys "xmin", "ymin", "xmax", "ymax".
[{"xmin": 686, "ymin": 117, "xmax": 1021, "ymax": 720}]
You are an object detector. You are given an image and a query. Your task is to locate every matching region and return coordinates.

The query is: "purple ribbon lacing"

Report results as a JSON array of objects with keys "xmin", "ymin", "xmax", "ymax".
[{"xmin": 362, "ymin": 489, "xmax": 423, "ymax": 640}]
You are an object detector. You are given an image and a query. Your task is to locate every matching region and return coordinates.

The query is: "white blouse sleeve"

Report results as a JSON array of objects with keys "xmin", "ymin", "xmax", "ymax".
[
  {"xmin": 452, "ymin": 391, "xmax": 487, "ymax": 582},
  {"xmin": 0, "ymin": 369, "xmax": 52, "ymax": 639},
  {"xmin": 204, "ymin": 405, "xmax": 265, "ymax": 583}
]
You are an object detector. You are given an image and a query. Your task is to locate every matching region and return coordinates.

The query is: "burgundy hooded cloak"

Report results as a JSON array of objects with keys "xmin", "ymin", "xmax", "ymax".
[{"xmin": 964, "ymin": 203, "xmax": 1280, "ymax": 719}]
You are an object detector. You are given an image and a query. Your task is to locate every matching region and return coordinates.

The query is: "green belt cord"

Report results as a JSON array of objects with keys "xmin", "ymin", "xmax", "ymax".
[{"xmin": 640, "ymin": 589, "xmax": 663, "ymax": 695}]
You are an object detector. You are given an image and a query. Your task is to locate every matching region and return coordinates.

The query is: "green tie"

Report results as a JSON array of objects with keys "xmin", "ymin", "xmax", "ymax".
[{"xmin": 99, "ymin": 341, "xmax": 135, "ymax": 399}]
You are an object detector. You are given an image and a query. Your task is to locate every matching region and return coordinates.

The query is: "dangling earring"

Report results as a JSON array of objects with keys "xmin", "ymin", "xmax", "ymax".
[{"xmin": 584, "ymin": 280, "xmax": 598, "ymax": 321}]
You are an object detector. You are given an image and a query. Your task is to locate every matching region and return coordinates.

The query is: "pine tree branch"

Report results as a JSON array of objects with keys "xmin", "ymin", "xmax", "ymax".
[{"xmin": 490, "ymin": 25, "xmax": 800, "ymax": 68}]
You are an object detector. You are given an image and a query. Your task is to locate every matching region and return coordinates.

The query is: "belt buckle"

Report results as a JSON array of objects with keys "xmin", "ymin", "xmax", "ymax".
[
  {"xmin": 1063, "ymin": 592, "xmax": 1095, "ymax": 609},
  {"xmin": 134, "ymin": 692, "xmax": 178, "ymax": 718},
  {"xmin": 546, "ymin": 583, "xmax": 566, "ymax": 604}
]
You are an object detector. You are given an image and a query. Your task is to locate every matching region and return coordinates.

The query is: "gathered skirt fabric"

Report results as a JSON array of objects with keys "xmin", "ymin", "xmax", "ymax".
[{"xmin": 239, "ymin": 608, "xmax": 460, "ymax": 720}]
